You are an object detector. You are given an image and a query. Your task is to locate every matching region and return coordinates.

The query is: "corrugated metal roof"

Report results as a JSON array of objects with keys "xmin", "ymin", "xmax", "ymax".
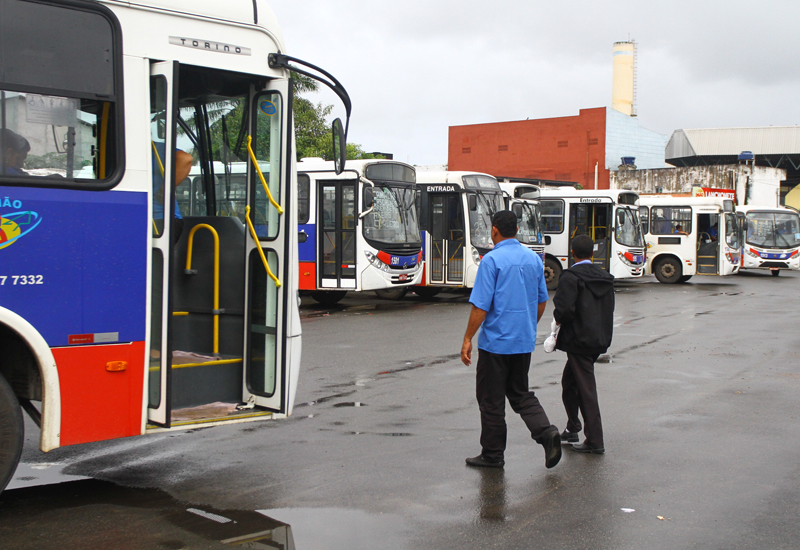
[{"xmin": 666, "ymin": 126, "xmax": 800, "ymax": 159}]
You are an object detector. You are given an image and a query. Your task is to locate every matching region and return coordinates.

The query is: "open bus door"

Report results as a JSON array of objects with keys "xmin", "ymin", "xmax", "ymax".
[
  {"xmin": 568, "ymin": 203, "xmax": 611, "ymax": 270},
  {"xmin": 428, "ymin": 193, "xmax": 465, "ymax": 284},
  {"xmin": 148, "ymin": 61, "xmax": 178, "ymax": 427},
  {"xmin": 696, "ymin": 213, "xmax": 720, "ymax": 274}
]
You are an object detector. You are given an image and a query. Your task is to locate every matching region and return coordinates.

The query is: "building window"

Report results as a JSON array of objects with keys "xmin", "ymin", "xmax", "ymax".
[
  {"xmin": 588, "ymin": 138, "xmax": 598, "ymax": 145},
  {"xmin": 462, "ymin": 147, "xmax": 471, "ymax": 154},
  {"xmin": 498, "ymin": 145, "xmax": 508, "ymax": 152},
  {"xmin": 557, "ymin": 141, "xmax": 568, "ymax": 148}
]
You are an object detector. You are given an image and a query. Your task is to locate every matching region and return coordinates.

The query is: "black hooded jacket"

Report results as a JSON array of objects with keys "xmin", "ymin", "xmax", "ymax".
[{"xmin": 553, "ymin": 263, "xmax": 615, "ymax": 355}]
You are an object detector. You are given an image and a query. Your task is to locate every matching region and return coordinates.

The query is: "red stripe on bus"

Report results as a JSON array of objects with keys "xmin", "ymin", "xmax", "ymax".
[{"xmin": 53, "ymin": 341, "xmax": 145, "ymax": 446}]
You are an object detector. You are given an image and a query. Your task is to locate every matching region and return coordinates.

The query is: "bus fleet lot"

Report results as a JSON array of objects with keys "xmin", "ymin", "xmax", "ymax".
[{"xmin": 2, "ymin": 271, "xmax": 799, "ymax": 549}]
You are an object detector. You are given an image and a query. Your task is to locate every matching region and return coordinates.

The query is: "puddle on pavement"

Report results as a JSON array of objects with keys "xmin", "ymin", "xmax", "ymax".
[
  {"xmin": 333, "ymin": 401, "xmax": 366, "ymax": 407},
  {"xmin": 1, "ymin": 479, "xmax": 409, "ymax": 549}
]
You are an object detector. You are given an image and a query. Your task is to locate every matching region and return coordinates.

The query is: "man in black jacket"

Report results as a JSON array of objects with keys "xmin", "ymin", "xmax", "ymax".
[{"xmin": 553, "ymin": 234, "xmax": 615, "ymax": 454}]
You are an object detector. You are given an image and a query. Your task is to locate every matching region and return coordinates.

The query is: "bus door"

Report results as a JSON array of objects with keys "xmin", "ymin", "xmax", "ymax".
[
  {"xmin": 428, "ymin": 193, "xmax": 465, "ymax": 284},
  {"xmin": 318, "ymin": 180, "xmax": 357, "ymax": 289},
  {"xmin": 148, "ymin": 61, "xmax": 178, "ymax": 427},
  {"xmin": 697, "ymin": 213, "xmax": 720, "ymax": 274},
  {"xmin": 569, "ymin": 203, "xmax": 611, "ymax": 270}
]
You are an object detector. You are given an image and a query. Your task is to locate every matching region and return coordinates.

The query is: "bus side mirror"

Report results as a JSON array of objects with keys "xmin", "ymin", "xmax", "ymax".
[
  {"xmin": 363, "ymin": 186, "xmax": 373, "ymax": 209},
  {"xmin": 468, "ymin": 194, "xmax": 477, "ymax": 211},
  {"xmin": 332, "ymin": 118, "xmax": 346, "ymax": 175},
  {"xmin": 512, "ymin": 203, "xmax": 523, "ymax": 219},
  {"xmin": 544, "ymin": 235, "xmax": 552, "ymax": 245}
]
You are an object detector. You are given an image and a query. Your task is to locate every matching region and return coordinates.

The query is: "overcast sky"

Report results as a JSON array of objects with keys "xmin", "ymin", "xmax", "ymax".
[{"xmin": 268, "ymin": 0, "xmax": 800, "ymax": 166}]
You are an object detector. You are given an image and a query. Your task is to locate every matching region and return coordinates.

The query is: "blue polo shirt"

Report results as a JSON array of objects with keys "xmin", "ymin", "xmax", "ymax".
[{"xmin": 469, "ymin": 238, "xmax": 549, "ymax": 354}]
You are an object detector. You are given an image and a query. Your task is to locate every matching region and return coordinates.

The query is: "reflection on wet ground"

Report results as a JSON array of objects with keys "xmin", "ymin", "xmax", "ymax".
[{"xmin": 0, "ymin": 480, "xmax": 294, "ymax": 549}]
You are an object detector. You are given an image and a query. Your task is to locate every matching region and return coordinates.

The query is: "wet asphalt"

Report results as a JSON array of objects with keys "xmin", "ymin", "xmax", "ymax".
[{"xmin": 1, "ymin": 270, "xmax": 799, "ymax": 549}]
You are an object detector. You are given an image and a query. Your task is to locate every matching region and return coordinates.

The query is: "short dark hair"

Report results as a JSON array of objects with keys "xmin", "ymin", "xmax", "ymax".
[
  {"xmin": 492, "ymin": 210, "xmax": 518, "ymax": 238},
  {"xmin": 572, "ymin": 234, "xmax": 594, "ymax": 260},
  {"xmin": 0, "ymin": 129, "xmax": 30, "ymax": 153}
]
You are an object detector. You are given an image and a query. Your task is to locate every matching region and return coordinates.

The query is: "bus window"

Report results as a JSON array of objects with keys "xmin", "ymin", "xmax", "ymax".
[
  {"xmin": 298, "ymin": 174, "xmax": 310, "ymax": 224},
  {"xmin": 540, "ymin": 200, "xmax": 565, "ymax": 233},
  {"xmin": 0, "ymin": 0, "xmax": 122, "ymax": 185},
  {"xmin": 639, "ymin": 206, "xmax": 649, "ymax": 234},
  {"xmin": 724, "ymin": 213, "xmax": 739, "ymax": 249},
  {"xmin": 651, "ymin": 206, "xmax": 692, "ymax": 235},
  {"xmin": 253, "ymin": 92, "xmax": 283, "ymax": 239}
]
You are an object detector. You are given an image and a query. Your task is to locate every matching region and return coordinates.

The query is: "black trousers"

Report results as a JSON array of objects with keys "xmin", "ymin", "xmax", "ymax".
[
  {"xmin": 476, "ymin": 349, "xmax": 554, "ymax": 462},
  {"xmin": 561, "ymin": 352, "xmax": 604, "ymax": 448}
]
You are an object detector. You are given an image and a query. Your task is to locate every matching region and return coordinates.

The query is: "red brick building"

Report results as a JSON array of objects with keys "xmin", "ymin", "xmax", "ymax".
[{"xmin": 448, "ymin": 107, "xmax": 668, "ymax": 190}]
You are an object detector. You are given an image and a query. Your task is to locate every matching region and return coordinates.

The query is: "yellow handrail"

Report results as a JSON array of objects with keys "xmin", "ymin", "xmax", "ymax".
[
  {"xmin": 246, "ymin": 135, "xmax": 284, "ymax": 215},
  {"xmin": 245, "ymin": 205, "xmax": 281, "ymax": 288},
  {"xmin": 185, "ymin": 224, "xmax": 221, "ymax": 354}
]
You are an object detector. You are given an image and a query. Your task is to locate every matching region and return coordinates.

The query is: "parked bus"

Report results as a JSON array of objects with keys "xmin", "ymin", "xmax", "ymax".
[
  {"xmin": 414, "ymin": 171, "xmax": 505, "ymax": 298},
  {"xmin": 0, "ymin": 0, "xmax": 352, "ymax": 493},
  {"xmin": 639, "ymin": 196, "xmax": 740, "ymax": 283},
  {"xmin": 296, "ymin": 158, "xmax": 423, "ymax": 304},
  {"xmin": 497, "ymin": 182, "xmax": 546, "ymax": 260},
  {"xmin": 735, "ymin": 205, "xmax": 800, "ymax": 276},
  {"xmin": 537, "ymin": 188, "xmax": 646, "ymax": 289}
]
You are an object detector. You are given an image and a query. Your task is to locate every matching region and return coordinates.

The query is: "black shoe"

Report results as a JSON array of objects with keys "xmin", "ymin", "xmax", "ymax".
[
  {"xmin": 560, "ymin": 430, "xmax": 579, "ymax": 444},
  {"xmin": 542, "ymin": 427, "xmax": 562, "ymax": 469},
  {"xmin": 571, "ymin": 442, "xmax": 605, "ymax": 454},
  {"xmin": 466, "ymin": 455, "xmax": 504, "ymax": 468}
]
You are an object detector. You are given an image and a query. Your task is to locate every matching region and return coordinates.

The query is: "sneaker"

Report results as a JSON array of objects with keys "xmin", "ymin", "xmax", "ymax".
[
  {"xmin": 466, "ymin": 455, "xmax": 504, "ymax": 468},
  {"xmin": 560, "ymin": 430, "xmax": 579, "ymax": 444}
]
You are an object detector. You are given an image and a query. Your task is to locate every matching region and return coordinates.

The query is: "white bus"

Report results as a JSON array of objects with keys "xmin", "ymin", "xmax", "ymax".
[
  {"xmin": 639, "ymin": 196, "xmax": 740, "ymax": 283},
  {"xmin": 537, "ymin": 188, "xmax": 646, "ymax": 289},
  {"xmin": 735, "ymin": 205, "xmax": 800, "ymax": 276},
  {"xmin": 0, "ymin": 0, "xmax": 351, "ymax": 493},
  {"xmin": 414, "ymin": 171, "xmax": 505, "ymax": 298},
  {"xmin": 296, "ymin": 159, "xmax": 423, "ymax": 304},
  {"xmin": 498, "ymin": 182, "xmax": 546, "ymax": 260}
]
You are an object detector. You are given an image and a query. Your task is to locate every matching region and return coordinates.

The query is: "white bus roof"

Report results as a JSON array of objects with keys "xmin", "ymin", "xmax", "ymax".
[
  {"xmin": 736, "ymin": 204, "xmax": 799, "ymax": 214},
  {"xmin": 639, "ymin": 195, "xmax": 732, "ymax": 207},
  {"xmin": 297, "ymin": 158, "xmax": 415, "ymax": 178}
]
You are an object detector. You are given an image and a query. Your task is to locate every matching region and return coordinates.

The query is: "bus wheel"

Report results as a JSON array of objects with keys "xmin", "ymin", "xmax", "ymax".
[
  {"xmin": 374, "ymin": 288, "xmax": 408, "ymax": 300},
  {"xmin": 0, "ymin": 373, "xmax": 24, "ymax": 494},
  {"xmin": 310, "ymin": 290, "xmax": 348, "ymax": 305},
  {"xmin": 771, "ymin": 269, "xmax": 780, "ymax": 277},
  {"xmin": 654, "ymin": 257, "xmax": 682, "ymax": 284},
  {"xmin": 544, "ymin": 257, "xmax": 561, "ymax": 290},
  {"xmin": 413, "ymin": 287, "xmax": 442, "ymax": 299},
  {"xmin": 678, "ymin": 275, "xmax": 693, "ymax": 283}
]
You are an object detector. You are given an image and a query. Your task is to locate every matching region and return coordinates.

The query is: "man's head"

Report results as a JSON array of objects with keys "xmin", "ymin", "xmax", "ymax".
[
  {"xmin": 491, "ymin": 210, "xmax": 518, "ymax": 244},
  {"xmin": 1, "ymin": 129, "xmax": 30, "ymax": 170},
  {"xmin": 572, "ymin": 234, "xmax": 594, "ymax": 261}
]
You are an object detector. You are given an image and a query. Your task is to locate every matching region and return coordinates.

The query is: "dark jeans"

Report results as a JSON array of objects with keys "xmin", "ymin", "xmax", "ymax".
[
  {"xmin": 561, "ymin": 352, "xmax": 604, "ymax": 448},
  {"xmin": 476, "ymin": 349, "xmax": 554, "ymax": 462}
]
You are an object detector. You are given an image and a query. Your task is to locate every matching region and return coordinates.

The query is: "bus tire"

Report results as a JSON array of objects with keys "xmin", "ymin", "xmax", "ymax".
[
  {"xmin": 310, "ymin": 290, "xmax": 348, "ymax": 306},
  {"xmin": 771, "ymin": 269, "xmax": 780, "ymax": 277},
  {"xmin": 413, "ymin": 287, "xmax": 442, "ymax": 299},
  {"xmin": 0, "ymin": 373, "xmax": 24, "ymax": 494},
  {"xmin": 374, "ymin": 288, "xmax": 408, "ymax": 300},
  {"xmin": 544, "ymin": 257, "xmax": 562, "ymax": 290},
  {"xmin": 654, "ymin": 257, "xmax": 682, "ymax": 284},
  {"xmin": 678, "ymin": 275, "xmax": 692, "ymax": 283}
]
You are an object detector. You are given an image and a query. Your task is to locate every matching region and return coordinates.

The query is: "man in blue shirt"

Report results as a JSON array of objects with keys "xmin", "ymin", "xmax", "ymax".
[{"xmin": 461, "ymin": 210, "xmax": 561, "ymax": 469}]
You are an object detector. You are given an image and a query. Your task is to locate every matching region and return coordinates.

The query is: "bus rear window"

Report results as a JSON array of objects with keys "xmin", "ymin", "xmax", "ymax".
[{"xmin": 0, "ymin": 0, "xmax": 123, "ymax": 187}]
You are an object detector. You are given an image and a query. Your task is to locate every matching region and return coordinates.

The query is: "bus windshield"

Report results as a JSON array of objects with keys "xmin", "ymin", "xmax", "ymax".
[
  {"xmin": 746, "ymin": 212, "xmax": 800, "ymax": 249},
  {"xmin": 615, "ymin": 206, "xmax": 644, "ymax": 247},
  {"xmin": 724, "ymin": 213, "xmax": 739, "ymax": 249},
  {"xmin": 469, "ymin": 191, "xmax": 504, "ymax": 249},
  {"xmin": 516, "ymin": 202, "xmax": 543, "ymax": 245},
  {"xmin": 363, "ymin": 184, "xmax": 421, "ymax": 245}
]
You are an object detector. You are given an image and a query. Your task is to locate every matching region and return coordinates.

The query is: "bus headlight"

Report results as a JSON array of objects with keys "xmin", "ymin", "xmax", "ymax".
[
  {"xmin": 472, "ymin": 247, "xmax": 481, "ymax": 265},
  {"xmin": 617, "ymin": 251, "xmax": 640, "ymax": 267},
  {"xmin": 365, "ymin": 250, "xmax": 390, "ymax": 272}
]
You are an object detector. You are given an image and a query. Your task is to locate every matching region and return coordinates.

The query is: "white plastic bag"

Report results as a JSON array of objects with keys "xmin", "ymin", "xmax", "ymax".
[{"xmin": 543, "ymin": 318, "xmax": 560, "ymax": 353}]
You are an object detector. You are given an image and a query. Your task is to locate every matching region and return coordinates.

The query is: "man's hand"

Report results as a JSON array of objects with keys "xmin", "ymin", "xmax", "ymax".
[
  {"xmin": 461, "ymin": 305, "xmax": 487, "ymax": 366},
  {"xmin": 461, "ymin": 337, "xmax": 473, "ymax": 366}
]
